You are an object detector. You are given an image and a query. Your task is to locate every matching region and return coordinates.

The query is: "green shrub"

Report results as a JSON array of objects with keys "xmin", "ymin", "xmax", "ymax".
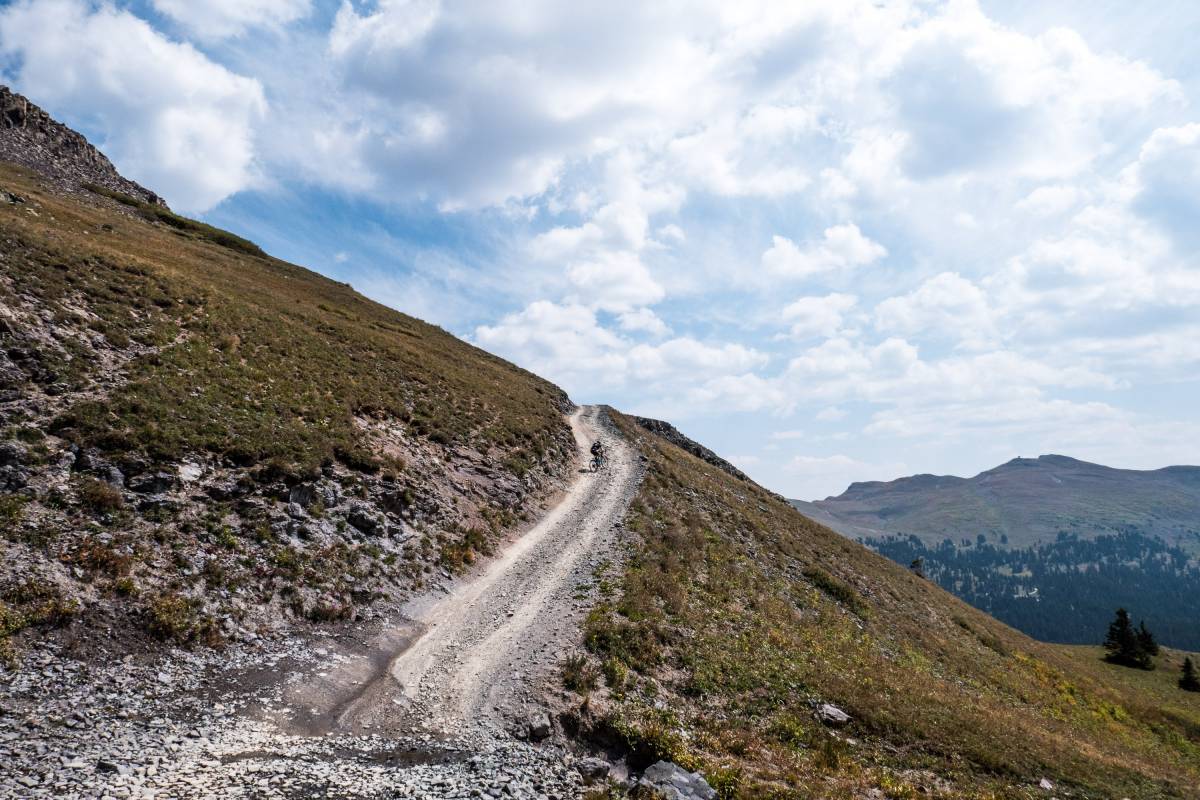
[
  {"xmin": 603, "ymin": 656, "xmax": 630, "ymax": 691},
  {"xmin": 77, "ymin": 478, "xmax": 123, "ymax": 513},
  {"xmin": 145, "ymin": 593, "xmax": 217, "ymax": 644},
  {"xmin": 0, "ymin": 583, "xmax": 79, "ymax": 664},
  {"xmin": 768, "ymin": 712, "xmax": 810, "ymax": 751},
  {"xmin": 439, "ymin": 526, "xmax": 493, "ymax": 573},
  {"xmin": 802, "ymin": 566, "xmax": 869, "ymax": 619},
  {"xmin": 584, "ymin": 608, "xmax": 661, "ymax": 670},
  {"xmin": 0, "ymin": 493, "xmax": 26, "ymax": 529},
  {"xmin": 82, "ymin": 183, "xmax": 265, "ymax": 257},
  {"xmin": 561, "ymin": 653, "xmax": 599, "ymax": 693}
]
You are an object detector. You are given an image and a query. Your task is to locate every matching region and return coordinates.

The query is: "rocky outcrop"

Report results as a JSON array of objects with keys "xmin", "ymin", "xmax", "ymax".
[
  {"xmin": 632, "ymin": 416, "xmax": 750, "ymax": 482},
  {"xmin": 0, "ymin": 85, "xmax": 167, "ymax": 207}
]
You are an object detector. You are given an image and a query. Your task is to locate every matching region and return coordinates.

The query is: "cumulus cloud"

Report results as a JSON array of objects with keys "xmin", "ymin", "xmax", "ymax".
[
  {"xmin": 874, "ymin": 272, "xmax": 994, "ymax": 346},
  {"xmin": 314, "ymin": 0, "xmax": 728, "ymax": 208},
  {"xmin": 0, "ymin": 0, "xmax": 265, "ymax": 211},
  {"xmin": 474, "ymin": 300, "xmax": 765, "ymax": 402},
  {"xmin": 1016, "ymin": 184, "xmax": 1085, "ymax": 216},
  {"xmin": 151, "ymin": 0, "xmax": 311, "ymax": 40},
  {"xmin": 881, "ymin": 3, "xmax": 1179, "ymax": 180},
  {"xmin": 473, "ymin": 301, "xmax": 628, "ymax": 394},
  {"xmin": 761, "ymin": 224, "xmax": 886, "ymax": 280},
  {"xmin": 618, "ymin": 308, "xmax": 671, "ymax": 337},
  {"xmin": 1127, "ymin": 124, "xmax": 1200, "ymax": 252},
  {"xmin": 781, "ymin": 293, "xmax": 858, "ymax": 340}
]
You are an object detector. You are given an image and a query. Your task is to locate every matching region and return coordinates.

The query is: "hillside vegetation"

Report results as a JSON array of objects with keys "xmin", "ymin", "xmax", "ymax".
[
  {"xmin": 793, "ymin": 456, "xmax": 1200, "ymax": 650},
  {"xmin": 0, "ymin": 162, "xmax": 574, "ymax": 660},
  {"xmin": 574, "ymin": 414, "xmax": 1200, "ymax": 798}
]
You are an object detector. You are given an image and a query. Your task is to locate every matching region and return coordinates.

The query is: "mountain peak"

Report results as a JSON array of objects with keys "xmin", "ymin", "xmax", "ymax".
[{"xmin": 0, "ymin": 85, "xmax": 167, "ymax": 208}]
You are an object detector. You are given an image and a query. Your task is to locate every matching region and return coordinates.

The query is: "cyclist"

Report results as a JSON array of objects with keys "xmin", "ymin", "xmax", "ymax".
[{"xmin": 589, "ymin": 440, "xmax": 605, "ymax": 470}]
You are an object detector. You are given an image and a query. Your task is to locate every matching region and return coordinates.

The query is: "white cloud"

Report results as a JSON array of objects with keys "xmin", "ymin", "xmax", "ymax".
[
  {"xmin": 1127, "ymin": 123, "xmax": 1200, "ymax": 252},
  {"xmin": 618, "ymin": 308, "xmax": 671, "ymax": 337},
  {"xmin": 656, "ymin": 224, "xmax": 686, "ymax": 244},
  {"xmin": 566, "ymin": 252, "xmax": 664, "ymax": 312},
  {"xmin": 474, "ymin": 300, "xmax": 766, "ymax": 404},
  {"xmin": 880, "ymin": 3, "xmax": 1179, "ymax": 180},
  {"xmin": 1016, "ymin": 184, "xmax": 1085, "ymax": 216},
  {"xmin": 627, "ymin": 338, "xmax": 767, "ymax": 383},
  {"xmin": 473, "ymin": 301, "xmax": 628, "ymax": 395},
  {"xmin": 151, "ymin": 0, "xmax": 311, "ymax": 40},
  {"xmin": 781, "ymin": 293, "xmax": 858, "ymax": 339},
  {"xmin": 874, "ymin": 272, "xmax": 994, "ymax": 346},
  {"xmin": 783, "ymin": 454, "xmax": 909, "ymax": 500},
  {"xmin": 761, "ymin": 224, "xmax": 886, "ymax": 280},
  {"xmin": 0, "ymin": 0, "xmax": 265, "ymax": 211},
  {"xmin": 816, "ymin": 406, "xmax": 847, "ymax": 422}
]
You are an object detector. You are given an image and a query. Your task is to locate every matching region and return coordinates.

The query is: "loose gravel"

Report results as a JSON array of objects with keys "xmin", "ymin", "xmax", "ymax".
[{"xmin": 1, "ymin": 407, "xmax": 641, "ymax": 799}]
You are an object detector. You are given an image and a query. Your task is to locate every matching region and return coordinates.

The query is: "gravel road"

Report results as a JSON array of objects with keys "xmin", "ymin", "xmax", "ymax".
[{"xmin": 1, "ymin": 405, "xmax": 643, "ymax": 799}]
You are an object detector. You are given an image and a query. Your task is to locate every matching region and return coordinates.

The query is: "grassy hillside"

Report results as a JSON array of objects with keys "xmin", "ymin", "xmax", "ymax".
[
  {"xmin": 0, "ymin": 162, "xmax": 574, "ymax": 660},
  {"xmin": 573, "ymin": 413, "xmax": 1200, "ymax": 798},
  {"xmin": 794, "ymin": 456, "xmax": 1200, "ymax": 650}
]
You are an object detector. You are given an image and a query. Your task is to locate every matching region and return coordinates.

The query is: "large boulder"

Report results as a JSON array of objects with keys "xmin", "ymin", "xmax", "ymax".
[{"xmin": 638, "ymin": 761, "xmax": 717, "ymax": 800}]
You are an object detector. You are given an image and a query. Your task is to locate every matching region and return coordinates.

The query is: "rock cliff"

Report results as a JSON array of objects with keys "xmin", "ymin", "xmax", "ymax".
[{"xmin": 0, "ymin": 85, "xmax": 167, "ymax": 208}]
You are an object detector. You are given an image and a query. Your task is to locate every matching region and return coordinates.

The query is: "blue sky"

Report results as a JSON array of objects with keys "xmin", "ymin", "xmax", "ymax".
[{"xmin": 2, "ymin": 0, "xmax": 1198, "ymax": 499}]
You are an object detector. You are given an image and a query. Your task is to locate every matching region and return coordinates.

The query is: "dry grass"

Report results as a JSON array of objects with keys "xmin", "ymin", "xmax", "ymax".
[
  {"xmin": 0, "ymin": 163, "xmax": 570, "ymax": 477},
  {"xmin": 0, "ymin": 161, "xmax": 574, "ymax": 653},
  {"xmin": 583, "ymin": 410, "xmax": 1200, "ymax": 798}
]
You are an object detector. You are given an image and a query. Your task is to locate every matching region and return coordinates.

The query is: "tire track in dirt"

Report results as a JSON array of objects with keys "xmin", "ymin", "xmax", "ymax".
[{"xmin": 285, "ymin": 405, "xmax": 641, "ymax": 741}]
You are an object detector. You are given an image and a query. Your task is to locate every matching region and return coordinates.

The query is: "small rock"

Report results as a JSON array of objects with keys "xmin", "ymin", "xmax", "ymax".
[
  {"xmin": 96, "ymin": 759, "xmax": 126, "ymax": 775},
  {"xmin": 816, "ymin": 703, "xmax": 851, "ymax": 726},
  {"xmin": 345, "ymin": 501, "xmax": 386, "ymax": 536},
  {"xmin": 1039, "ymin": 778, "xmax": 1054, "ymax": 791},
  {"xmin": 128, "ymin": 471, "xmax": 176, "ymax": 494},
  {"xmin": 178, "ymin": 462, "xmax": 203, "ymax": 482},
  {"xmin": 526, "ymin": 712, "xmax": 552, "ymax": 741},
  {"xmin": 576, "ymin": 757, "xmax": 611, "ymax": 784},
  {"xmin": 639, "ymin": 761, "xmax": 717, "ymax": 800}
]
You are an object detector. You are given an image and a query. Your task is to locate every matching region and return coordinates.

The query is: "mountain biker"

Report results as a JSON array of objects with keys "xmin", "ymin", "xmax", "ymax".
[{"xmin": 590, "ymin": 440, "xmax": 604, "ymax": 469}]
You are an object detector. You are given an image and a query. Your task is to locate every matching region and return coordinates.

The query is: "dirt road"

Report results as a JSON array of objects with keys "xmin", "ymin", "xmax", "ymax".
[
  {"xmin": 1, "ymin": 408, "xmax": 643, "ymax": 798},
  {"xmin": 284, "ymin": 404, "xmax": 641, "ymax": 741}
]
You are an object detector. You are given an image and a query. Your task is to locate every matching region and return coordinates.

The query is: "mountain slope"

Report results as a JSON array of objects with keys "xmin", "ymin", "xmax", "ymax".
[
  {"xmin": 3, "ymin": 90, "xmax": 1199, "ymax": 799},
  {"xmin": 1, "ymin": 86, "xmax": 166, "ymax": 207},
  {"xmin": 792, "ymin": 456, "xmax": 1200, "ymax": 649},
  {"xmin": 793, "ymin": 454, "xmax": 1200, "ymax": 551},
  {"xmin": 0, "ymin": 146, "xmax": 574, "ymax": 660},
  {"xmin": 576, "ymin": 419, "xmax": 1200, "ymax": 798}
]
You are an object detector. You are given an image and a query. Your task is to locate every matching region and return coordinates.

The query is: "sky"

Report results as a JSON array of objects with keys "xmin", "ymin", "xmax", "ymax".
[{"xmin": 1, "ymin": 0, "xmax": 1198, "ymax": 499}]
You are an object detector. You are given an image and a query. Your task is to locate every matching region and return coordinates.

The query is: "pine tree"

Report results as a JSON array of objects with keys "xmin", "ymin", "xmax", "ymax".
[
  {"xmin": 1180, "ymin": 657, "xmax": 1200, "ymax": 692},
  {"xmin": 1103, "ymin": 608, "xmax": 1154, "ymax": 669},
  {"xmin": 1137, "ymin": 621, "xmax": 1160, "ymax": 657}
]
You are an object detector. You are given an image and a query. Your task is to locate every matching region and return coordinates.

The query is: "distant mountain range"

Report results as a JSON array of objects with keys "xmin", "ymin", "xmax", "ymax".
[{"xmin": 793, "ymin": 455, "xmax": 1200, "ymax": 649}]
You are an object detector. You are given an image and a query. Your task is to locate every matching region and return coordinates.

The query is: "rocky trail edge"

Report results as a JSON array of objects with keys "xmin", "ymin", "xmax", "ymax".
[{"xmin": 1, "ymin": 405, "xmax": 644, "ymax": 799}]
